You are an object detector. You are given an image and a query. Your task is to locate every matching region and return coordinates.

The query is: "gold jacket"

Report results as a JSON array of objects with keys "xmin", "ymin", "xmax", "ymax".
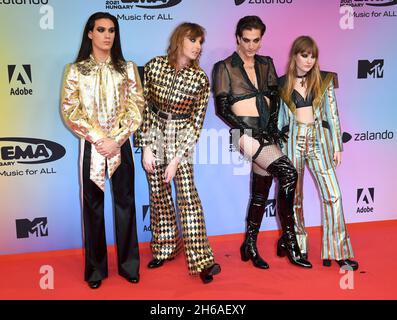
[
  {"xmin": 61, "ymin": 55, "xmax": 144, "ymax": 191},
  {"xmin": 134, "ymin": 55, "xmax": 210, "ymax": 161}
]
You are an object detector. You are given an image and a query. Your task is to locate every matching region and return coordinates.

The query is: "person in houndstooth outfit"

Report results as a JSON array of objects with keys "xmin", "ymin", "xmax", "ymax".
[{"xmin": 135, "ymin": 22, "xmax": 221, "ymax": 284}]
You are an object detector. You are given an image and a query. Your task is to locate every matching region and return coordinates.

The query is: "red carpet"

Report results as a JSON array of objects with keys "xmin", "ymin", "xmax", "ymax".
[{"xmin": 0, "ymin": 220, "xmax": 396, "ymax": 300}]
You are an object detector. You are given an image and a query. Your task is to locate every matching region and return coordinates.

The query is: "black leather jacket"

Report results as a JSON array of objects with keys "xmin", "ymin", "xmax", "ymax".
[{"xmin": 212, "ymin": 52, "xmax": 283, "ymax": 144}]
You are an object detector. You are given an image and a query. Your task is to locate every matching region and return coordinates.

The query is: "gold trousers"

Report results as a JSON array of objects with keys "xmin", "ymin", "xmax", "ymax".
[
  {"xmin": 148, "ymin": 160, "xmax": 215, "ymax": 274},
  {"xmin": 291, "ymin": 122, "xmax": 354, "ymax": 260}
]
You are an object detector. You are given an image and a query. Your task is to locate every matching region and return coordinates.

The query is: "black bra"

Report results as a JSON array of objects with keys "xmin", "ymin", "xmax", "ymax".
[{"xmin": 292, "ymin": 89, "xmax": 313, "ymax": 108}]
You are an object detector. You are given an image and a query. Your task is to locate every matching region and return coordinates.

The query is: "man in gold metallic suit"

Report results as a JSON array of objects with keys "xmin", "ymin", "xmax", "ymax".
[
  {"xmin": 135, "ymin": 22, "xmax": 221, "ymax": 284},
  {"xmin": 61, "ymin": 12, "xmax": 144, "ymax": 289}
]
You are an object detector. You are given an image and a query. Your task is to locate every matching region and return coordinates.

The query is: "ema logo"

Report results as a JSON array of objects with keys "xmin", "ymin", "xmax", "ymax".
[
  {"xmin": 0, "ymin": 137, "xmax": 66, "ymax": 165},
  {"xmin": 340, "ymin": 0, "xmax": 397, "ymax": 7},
  {"xmin": 108, "ymin": 0, "xmax": 182, "ymax": 9},
  {"xmin": 106, "ymin": 1, "xmax": 179, "ymax": 20},
  {"xmin": 7, "ymin": 64, "xmax": 33, "ymax": 95},
  {"xmin": 235, "ymin": 0, "xmax": 293, "ymax": 6},
  {"xmin": 357, "ymin": 59, "xmax": 384, "ymax": 79},
  {"xmin": 142, "ymin": 205, "xmax": 151, "ymax": 232},
  {"xmin": 16, "ymin": 217, "xmax": 48, "ymax": 239},
  {"xmin": 356, "ymin": 188, "xmax": 374, "ymax": 213},
  {"xmin": 366, "ymin": 0, "xmax": 397, "ymax": 6},
  {"xmin": 264, "ymin": 200, "xmax": 276, "ymax": 218},
  {"xmin": 128, "ymin": 0, "xmax": 181, "ymax": 9}
]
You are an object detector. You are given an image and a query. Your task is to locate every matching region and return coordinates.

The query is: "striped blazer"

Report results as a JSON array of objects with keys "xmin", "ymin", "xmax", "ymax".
[{"xmin": 277, "ymin": 71, "xmax": 343, "ymax": 168}]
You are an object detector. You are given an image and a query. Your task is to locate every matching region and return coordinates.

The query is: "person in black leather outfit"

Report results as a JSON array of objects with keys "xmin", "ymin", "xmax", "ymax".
[{"xmin": 212, "ymin": 16, "xmax": 311, "ymax": 269}]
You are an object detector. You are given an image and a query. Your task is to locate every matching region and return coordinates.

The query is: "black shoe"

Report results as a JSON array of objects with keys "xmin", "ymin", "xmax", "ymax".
[
  {"xmin": 126, "ymin": 274, "xmax": 140, "ymax": 283},
  {"xmin": 240, "ymin": 173, "xmax": 273, "ymax": 270},
  {"xmin": 323, "ymin": 259, "xmax": 359, "ymax": 271},
  {"xmin": 337, "ymin": 259, "xmax": 359, "ymax": 271},
  {"xmin": 240, "ymin": 238, "xmax": 269, "ymax": 269},
  {"xmin": 277, "ymin": 236, "xmax": 312, "ymax": 268},
  {"xmin": 323, "ymin": 259, "xmax": 332, "ymax": 267},
  {"xmin": 148, "ymin": 257, "xmax": 174, "ymax": 269},
  {"xmin": 148, "ymin": 258, "xmax": 164, "ymax": 268},
  {"xmin": 199, "ymin": 263, "xmax": 221, "ymax": 284},
  {"xmin": 302, "ymin": 253, "xmax": 308, "ymax": 260},
  {"xmin": 267, "ymin": 156, "xmax": 311, "ymax": 269},
  {"xmin": 87, "ymin": 280, "xmax": 101, "ymax": 289}
]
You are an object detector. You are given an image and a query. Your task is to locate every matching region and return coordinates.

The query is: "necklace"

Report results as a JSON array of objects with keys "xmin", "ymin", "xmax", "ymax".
[{"xmin": 296, "ymin": 74, "xmax": 307, "ymax": 87}]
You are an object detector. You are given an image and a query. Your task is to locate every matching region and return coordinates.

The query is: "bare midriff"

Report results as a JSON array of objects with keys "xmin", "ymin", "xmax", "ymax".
[
  {"xmin": 296, "ymin": 106, "xmax": 315, "ymax": 124},
  {"xmin": 231, "ymin": 96, "xmax": 270, "ymax": 117}
]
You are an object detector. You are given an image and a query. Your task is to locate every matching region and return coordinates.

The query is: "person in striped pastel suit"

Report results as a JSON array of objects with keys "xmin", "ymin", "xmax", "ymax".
[{"xmin": 278, "ymin": 36, "xmax": 358, "ymax": 270}]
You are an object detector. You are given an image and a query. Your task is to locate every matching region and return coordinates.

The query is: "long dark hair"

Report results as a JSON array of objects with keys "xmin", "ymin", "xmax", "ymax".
[
  {"xmin": 235, "ymin": 15, "xmax": 266, "ymax": 45},
  {"xmin": 75, "ymin": 12, "xmax": 126, "ymax": 74}
]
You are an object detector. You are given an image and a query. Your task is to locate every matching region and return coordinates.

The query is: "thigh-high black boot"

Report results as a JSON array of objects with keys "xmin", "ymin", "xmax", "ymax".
[
  {"xmin": 267, "ymin": 156, "xmax": 312, "ymax": 268},
  {"xmin": 240, "ymin": 173, "xmax": 273, "ymax": 269}
]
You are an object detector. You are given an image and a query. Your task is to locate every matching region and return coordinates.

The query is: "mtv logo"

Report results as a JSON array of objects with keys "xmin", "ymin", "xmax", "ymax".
[
  {"xmin": 16, "ymin": 217, "xmax": 48, "ymax": 238},
  {"xmin": 8, "ymin": 64, "xmax": 32, "ymax": 85},
  {"xmin": 357, "ymin": 188, "xmax": 375, "ymax": 205},
  {"xmin": 264, "ymin": 200, "xmax": 276, "ymax": 217},
  {"xmin": 357, "ymin": 60, "xmax": 384, "ymax": 79}
]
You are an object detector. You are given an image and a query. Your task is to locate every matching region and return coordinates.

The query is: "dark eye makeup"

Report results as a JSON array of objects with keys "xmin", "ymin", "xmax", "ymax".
[
  {"xmin": 300, "ymin": 52, "xmax": 315, "ymax": 59},
  {"xmin": 242, "ymin": 37, "xmax": 260, "ymax": 43},
  {"xmin": 96, "ymin": 27, "xmax": 115, "ymax": 33}
]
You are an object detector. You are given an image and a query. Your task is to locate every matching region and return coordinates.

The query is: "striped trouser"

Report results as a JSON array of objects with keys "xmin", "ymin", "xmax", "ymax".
[{"xmin": 290, "ymin": 122, "xmax": 354, "ymax": 260}]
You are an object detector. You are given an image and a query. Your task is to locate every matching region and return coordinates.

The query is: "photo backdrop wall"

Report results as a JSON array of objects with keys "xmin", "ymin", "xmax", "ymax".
[{"xmin": 1, "ymin": 0, "xmax": 396, "ymax": 254}]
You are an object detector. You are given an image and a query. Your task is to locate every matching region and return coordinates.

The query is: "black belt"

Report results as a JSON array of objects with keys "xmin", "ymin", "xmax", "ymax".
[
  {"xmin": 237, "ymin": 116, "xmax": 260, "ymax": 129},
  {"xmin": 151, "ymin": 104, "xmax": 190, "ymax": 120}
]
